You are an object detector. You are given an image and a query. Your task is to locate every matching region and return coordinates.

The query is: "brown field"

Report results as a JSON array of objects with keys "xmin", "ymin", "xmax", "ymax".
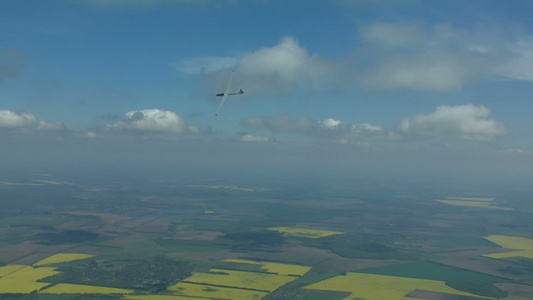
[
  {"xmin": 133, "ymin": 218, "xmax": 171, "ymax": 234},
  {"xmin": 495, "ymin": 283, "xmax": 533, "ymax": 300},
  {"xmin": 61, "ymin": 245, "xmax": 111, "ymax": 256},
  {"xmin": 95, "ymin": 232, "xmax": 158, "ymax": 248},
  {"xmin": 0, "ymin": 241, "xmax": 42, "ymax": 263},
  {"xmin": 65, "ymin": 211, "xmax": 130, "ymax": 225},
  {"xmin": 54, "ymin": 221, "xmax": 89, "ymax": 230},
  {"xmin": 14, "ymin": 244, "xmax": 75, "ymax": 265},
  {"xmin": 430, "ymin": 249, "xmax": 533, "ymax": 281},
  {"xmin": 117, "ymin": 218, "xmax": 157, "ymax": 230}
]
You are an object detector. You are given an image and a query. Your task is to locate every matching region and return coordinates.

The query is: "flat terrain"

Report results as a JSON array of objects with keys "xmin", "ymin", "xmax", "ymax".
[{"xmin": 1, "ymin": 173, "xmax": 532, "ymax": 299}]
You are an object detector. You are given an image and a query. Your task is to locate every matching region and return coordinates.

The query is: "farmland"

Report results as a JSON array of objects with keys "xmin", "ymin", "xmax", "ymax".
[
  {"xmin": 33, "ymin": 253, "xmax": 94, "ymax": 266},
  {"xmin": 1, "ymin": 173, "xmax": 533, "ymax": 299},
  {"xmin": 302, "ymin": 272, "xmax": 496, "ymax": 299}
]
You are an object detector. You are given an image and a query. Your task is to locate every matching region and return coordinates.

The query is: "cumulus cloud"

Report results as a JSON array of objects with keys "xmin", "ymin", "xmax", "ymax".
[
  {"xmin": 497, "ymin": 38, "xmax": 533, "ymax": 81},
  {"xmin": 362, "ymin": 50, "xmax": 487, "ymax": 91},
  {"xmin": 358, "ymin": 22, "xmax": 533, "ymax": 91},
  {"xmin": 498, "ymin": 148, "xmax": 533, "ymax": 155},
  {"xmin": 184, "ymin": 36, "xmax": 336, "ymax": 96},
  {"xmin": 240, "ymin": 134, "xmax": 269, "ymax": 142},
  {"xmin": 0, "ymin": 50, "xmax": 26, "ymax": 84},
  {"xmin": 0, "ymin": 110, "xmax": 65, "ymax": 132},
  {"xmin": 360, "ymin": 22, "xmax": 422, "ymax": 48},
  {"xmin": 181, "ymin": 25, "xmax": 533, "ymax": 95},
  {"xmin": 106, "ymin": 109, "xmax": 186, "ymax": 133},
  {"xmin": 398, "ymin": 104, "xmax": 506, "ymax": 141},
  {"xmin": 236, "ymin": 36, "xmax": 334, "ymax": 94},
  {"xmin": 242, "ymin": 113, "xmax": 390, "ymax": 143}
]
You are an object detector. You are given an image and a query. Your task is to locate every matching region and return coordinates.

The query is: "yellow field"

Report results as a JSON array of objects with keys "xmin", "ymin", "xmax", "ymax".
[
  {"xmin": 33, "ymin": 253, "xmax": 94, "ymax": 266},
  {"xmin": 268, "ymin": 227, "xmax": 344, "ymax": 238},
  {"xmin": 40, "ymin": 283, "xmax": 134, "ymax": 294},
  {"xmin": 184, "ymin": 268, "xmax": 294, "ymax": 292},
  {"xmin": 0, "ymin": 266, "xmax": 58, "ymax": 294},
  {"xmin": 436, "ymin": 197, "xmax": 513, "ymax": 210},
  {"xmin": 224, "ymin": 258, "xmax": 311, "ymax": 276},
  {"xmin": 302, "ymin": 272, "xmax": 495, "ymax": 300},
  {"xmin": 0, "ymin": 264, "xmax": 26, "ymax": 276},
  {"xmin": 484, "ymin": 235, "xmax": 533, "ymax": 259},
  {"xmin": 168, "ymin": 282, "xmax": 267, "ymax": 299},
  {"xmin": 484, "ymin": 235, "xmax": 533, "ymax": 250}
]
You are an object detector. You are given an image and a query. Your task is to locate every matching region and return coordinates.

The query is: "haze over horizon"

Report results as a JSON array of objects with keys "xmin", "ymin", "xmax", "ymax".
[{"xmin": 1, "ymin": 0, "xmax": 533, "ymax": 188}]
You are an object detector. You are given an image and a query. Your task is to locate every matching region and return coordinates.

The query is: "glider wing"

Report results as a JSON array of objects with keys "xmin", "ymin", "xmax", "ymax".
[{"xmin": 215, "ymin": 70, "xmax": 234, "ymax": 116}]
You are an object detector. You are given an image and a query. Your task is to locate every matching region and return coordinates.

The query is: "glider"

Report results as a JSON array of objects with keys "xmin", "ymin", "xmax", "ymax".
[{"xmin": 215, "ymin": 70, "xmax": 244, "ymax": 116}]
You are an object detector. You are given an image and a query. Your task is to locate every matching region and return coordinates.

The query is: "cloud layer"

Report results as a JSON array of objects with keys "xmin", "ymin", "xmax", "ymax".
[
  {"xmin": 398, "ymin": 104, "xmax": 507, "ymax": 141},
  {"xmin": 106, "ymin": 109, "xmax": 186, "ymax": 133},
  {"xmin": 242, "ymin": 114, "xmax": 390, "ymax": 143},
  {"xmin": 180, "ymin": 36, "xmax": 336, "ymax": 96},
  {"xmin": 181, "ymin": 23, "xmax": 533, "ymax": 94},
  {"xmin": 358, "ymin": 22, "xmax": 533, "ymax": 91}
]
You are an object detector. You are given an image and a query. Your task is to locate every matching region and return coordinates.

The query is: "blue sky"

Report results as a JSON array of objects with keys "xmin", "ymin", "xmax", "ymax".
[{"xmin": 1, "ymin": 0, "xmax": 533, "ymax": 185}]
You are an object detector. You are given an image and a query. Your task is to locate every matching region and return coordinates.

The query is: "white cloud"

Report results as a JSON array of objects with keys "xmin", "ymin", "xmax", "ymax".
[
  {"xmin": 242, "ymin": 114, "xmax": 390, "ymax": 142},
  {"xmin": 360, "ymin": 22, "xmax": 422, "ymax": 48},
  {"xmin": 362, "ymin": 50, "xmax": 486, "ymax": 91},
  {"xmin": 498, "ymin": 148, "xmax": 533, "ymax": 155},
  {"xmin": 496, "ymin": 38, "xmax": 533, "ymax": 81},
  {"xmin": 182, "ymin": 25, "xmax": 533, "ymax": 95},
  {"xmin": 186, "ymin": 36, "xmax": 336, "ymax": 96},
  {"xmin": 358, "ymin": 22, "xmax": 533, "ymax": 91},
  {"xmin": 240, "ymin": 134, "xmax": 269, "ymax": 142},
  {"xmin": 236, "ymin": 36, "xmax": 334, "ymax": 94},
  {"xmin": 0, "ymin": 110, "xmax": 37, "ymax": 128},
  {"xmin": 173, "ymin": 57, "xmax": 238, "ymax": 75},
  {"xmin": 0, "ymin": 110, "xmax": 65, "ymax": 131},
  {"xmin": 187, "ymin": 125, "xmax": 200, "ymax": 134},
  {"xmin": 37, "ymin": 120, "xmax": 65, "ymax": 131},
  {"xmin": 398, "ymin": 104, "xmax": 506, "ymax": 141},
  {"xmin": 106, "ymin": 109, "xmax": 186, "ymax": 133},
  {"xmin": 320, "ymin": 118, "xmax": 342, "ymax": 128}
]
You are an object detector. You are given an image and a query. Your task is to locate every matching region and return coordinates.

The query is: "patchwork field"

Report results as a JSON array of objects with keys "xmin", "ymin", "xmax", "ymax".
[
  {"xmin": 223, "ymin": 258, "xmax": 311, "ymax": 276},
  {"xmin": 40, "ymin": 283, "xmax": 134, "ymax": 294},
  {"xmin": 0, "ymin": 265, "xmax": 59, "ymax": 294},
  {"xmin": 33, "ymin": 253, "xmax": 94, "ymax": 266},
  {"xmin": 268, "ymin": 227, "xmax": 344, "ymax": 238},
  {"xmin": 1, "ymin": 176, "xmax": 531, "ymax": 299},
  {"xmin": 169, "ymin": 281, "xmax": 268, "ymax": 299},
  {"xmin": 302, "ymin": 272, "xmax": 496, "ymax": 299},
  {"xmin": 484, "ymin": 235, "xmax": 533, "ymax": 259},
  {"xmin": 436, "ymin": 197, "xmax": 513, "ymax": 210}
]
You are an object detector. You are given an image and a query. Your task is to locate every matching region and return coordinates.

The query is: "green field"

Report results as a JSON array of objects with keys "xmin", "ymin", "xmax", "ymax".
[{"xmin": 358, "ymin": 261, "xmax": 509, "ymax": 298}]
